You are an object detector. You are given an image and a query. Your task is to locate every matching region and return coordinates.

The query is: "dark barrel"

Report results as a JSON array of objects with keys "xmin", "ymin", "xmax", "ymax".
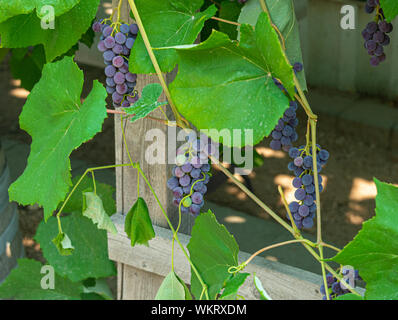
[{"xmin": 0, "ymin": 141, "xmax": 24, "ymax": 283}]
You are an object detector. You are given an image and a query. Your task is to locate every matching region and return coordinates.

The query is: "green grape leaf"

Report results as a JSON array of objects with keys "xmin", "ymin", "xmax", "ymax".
[
  {"xmin": 187, "ymin": 210, "xmax": 239, "ymax": 299},
  {"xmin": 35, "ymin": 214, "xmax": 116, "ymax": 282},
  {"xmin": 0, "ymin": 259, "xmax": 83, "ymax": 300},
  {"xmin": 124, "ymin": 83, "xmax": 167, "ymax": 123},
  {"xmin": 52, "ymin": 232, "xmax": 75, "ymax": 256},
  {"xmin": 10, "ymin": 45, "xmax": 46, "ymax": 91},
  {"xmin": 238, "ymin": 0, "xmax": 307, "ymax": 91},
  {"xmin": 219, "ymin": 273, "xmax": 250, "ymax": 300},
  {"xmin": 334, "ymin": 293, "xmax": 364, "ymax": 300},
  {"xmin": 380, "ymin": 0, "xmax": 398, "ymax": 22},
  {"xmin": 62, "ymin": 175, "xmax": 116, "ymax": 217},
  {"xmin": 218, "ymin": 0, "xmax": 242, "ymax": 40},
  {"xmin": 130, "ymin": 0, "xmax": 217, "ymax": 74},
  {"xmin": 124, "ymin": 197, "xmax": 156, "ymax": 247},
  {"xmin": 0, "ymin": 0, "xmax": 81, "ymax": 23},
  {"xmin": 169, "ymin": 16, "xmax": 291, "ymax": 147},
  {"xmin": 0, "ymin": 0, "xmax": 99, "ymax": 62},
  {"xmin": 0, "ymin": 48, "xmax": 9, "ymax": 63},
  {"xmin": 8, "ymin": 56, "xmax": 107, "ymax": 221},
  {"xmin": 331, "ymin": 179, "xmax": 398, "ymax": 300},
  {"xmin": 82, "ymin": 192, "xmax": 117, "ymax": 234},
  {"xmin": 83, "ymin": 278, "xmax": 114, "ymax": 300},
  {"xmin": 253, "ymin": 273, "xmax": 271, "ymax": 300},
  {"xmin": 175, "ymin": 274, "xmax": 193, "ymax": 300},
  {"xmin": 155, "ymin": 271, "xmax": 186, "ymax": 300}
]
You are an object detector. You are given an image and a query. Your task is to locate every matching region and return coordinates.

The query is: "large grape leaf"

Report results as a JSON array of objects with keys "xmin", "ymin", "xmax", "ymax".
[
  {"xmin": 129, "ymin": 0, "xmax": 217, "ymax": 74},
  {"xmin": 331, "ymin": 179, "xmax": 398, "ymax": 300},
  {"xmin": 0, "ymin": 259, "xmax": 83, "ymax": 300},
  {"xmin": 10, "ymin": 46, "xmax": 46, "ymax": 91},
  {"xmin": 380, "ymin": 0, "xmax": 398, "ymax": 22},
  {"xmin": 8, "ymin": 56, "xmax": 107, "ymax": 221},
  {"xmin": 169, "ymin": 14, "xmax": 293, "ymax": 147},
  {"xmin": 0, "ymin": 0, "xmax": 81, "ymax": 23},
  {"xmin": 238, "ymin": 0, "xmax": 307, "ymax": 91},
  {"xmin": 187, "ymin": 210, "xmax": 239, "ymax": 299},
  {"xmin": 35, "ymin": 214, "xmax": 116, "ymax": 282},
  {"xmin": 0, "ymin": 0, "xmax": 99, "ymax": 62}
]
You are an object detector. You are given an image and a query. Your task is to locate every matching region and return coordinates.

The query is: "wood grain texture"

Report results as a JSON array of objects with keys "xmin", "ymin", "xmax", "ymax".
[
  {"xmin": 109, "ymin": 213, "xmax": 327, "ymax": 300},
  {"xmin": 111, "ymin": 0, "xmax": 194, "ymax": 299}
]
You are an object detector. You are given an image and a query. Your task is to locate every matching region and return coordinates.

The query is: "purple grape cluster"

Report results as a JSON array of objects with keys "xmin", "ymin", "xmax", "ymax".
[
  {"xmin": 320, "ymin": 268, "xmax": 362, "ymax": 300},
  {"xmin": 92, "ymin": 20, "xmax": 139, "ymax": 108},
  {"xmin": 167, "ymin": 134, "xmax": 218, "ymax": 216},
  {"xmin": 269, "ymin": 100, "xmax": 299, "ymax": 152},
  {"xmin": 362, "ymin": 0, "xmax": 393, "ymax": 66},
  {"xmin": 286, "ymin": 145, "xmax": 330, "ymax": 229},
  {"xmin": 269, "ymin": 62, "xmax": 303, "ymax": 152}
]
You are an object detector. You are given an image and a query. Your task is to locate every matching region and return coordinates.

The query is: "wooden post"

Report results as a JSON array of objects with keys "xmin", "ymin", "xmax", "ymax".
[{"xmin": 111, "ymin": 0, "xmax": 194, "ymax": 299}]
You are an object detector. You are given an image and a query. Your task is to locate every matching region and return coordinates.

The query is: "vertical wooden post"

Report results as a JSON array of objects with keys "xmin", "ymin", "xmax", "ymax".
[{"xmin": 111, "ymin": 0, "xmax": 194, "ymax": 299}]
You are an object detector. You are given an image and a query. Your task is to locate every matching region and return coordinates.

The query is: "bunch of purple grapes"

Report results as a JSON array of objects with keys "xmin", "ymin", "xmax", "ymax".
[
  {"xmin": 167, "ymin": 134, "xmax": 217, "ymax": 216},
  {"xmin": 320, "ymin": 268, "xmax": 362, "ymax": 300},
  {"xmin": 286, "ymin": 145, "xmax": 330, "ymax": 229},
  {"xmin": 269, "ymin": 62, "xmax": 303, "ymax": 152},
  {"xmin": 92, "ymin": 21, "xmax": 139, "ymax": 108},
  {"xmin": 362, "ymin": 0, "xmax": 394, "ymax": 66}
]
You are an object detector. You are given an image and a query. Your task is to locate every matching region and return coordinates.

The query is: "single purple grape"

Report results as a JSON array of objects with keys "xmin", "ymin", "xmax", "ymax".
[
  {"xmin": 126, "ymin": 37, "xmax": 135, "ymax": 49},
  {"xmin": 294, "ymin": 156, "xmax": 304, "ymax": 167},
  {"xmin": 112, "ymin": 56, "xmax": 125, "ymax": 68},
  {"xmin": 106, "ymin": 86, "xmax": 116, "ymax": 94},
  {"xmin": 104, "ymin": 36, "xmax": 116, "ymax": 49},
  {"xmin": 106, "ymin": 77, "xmax": 116, "ymax": 87},
  {"xmin": 103, "ymin": 50, "xmax": 115, "ymax": 62},
  {"xmin": 179, "ymin": 175, "xmax": 191, "ymax": 187},
  {"xmin": 295, "ymin": 188, "xmax": 306, "ymax": 201},
  {"xmin": 167, "ymin": 177, "xmax": 179, "ymax": 189},
  {"xmin": 289, "ymin": 201, "xmax": 300, "ymax": 213},
  {"xmin": 116, "ymin": 83, "xmax": 128, "ymax": 95},
  {"xmin": 112, "ymin": 92, "xmax": 123, "ymax": 104},
  {"xmin": 115, "ymin": 32, "xmax": 127, "ymax": 44},
  {"xmin": 102, "ymin": 26, "xmax": 113, "ymax": 37},
  {"xmin": 298, "ymin": 205, "xmax": 309, "ymax": 217},
  {"xmin": 105, "ymin": 65, "xmax": 116, "ymax": 77},
  {"xmin": 112, "ymin": 44, "xmax": 124, "ymax": 54},
  {"xmin": 97, "ymin": 40, "xmax": 107, "ymax": 52},
  {"xmin": 92, "ymin": 22, "xmax": 102, "ymax": 33},
  {"xmin": 114, "ymin": 72, "xmax": 126, "ymax": 85},
  {"xmin": 130, "ymin": 23, "xmax": 139, "ymax": 35},
  {"xmin": 191, "ymin": 192, "xmax": 203, "ymax": 205},
  {"xmin": 120, "ymin": 23, "xmax": 130, "ymax": 34}
]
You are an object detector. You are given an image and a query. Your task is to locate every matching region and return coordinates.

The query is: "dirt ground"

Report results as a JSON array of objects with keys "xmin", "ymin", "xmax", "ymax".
[{"xmin": 1, "ymin": 54, "xmax": 397, "ymax": 266}]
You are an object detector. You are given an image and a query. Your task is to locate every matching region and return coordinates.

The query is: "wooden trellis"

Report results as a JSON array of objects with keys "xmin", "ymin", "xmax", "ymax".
[{"xmin": 107, "ymin": 0, "xmax": 324, "ymax": 300}]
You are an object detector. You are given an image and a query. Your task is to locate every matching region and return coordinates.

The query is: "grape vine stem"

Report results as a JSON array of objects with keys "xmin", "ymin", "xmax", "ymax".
[
  {"xmin": 127, "ymin": 0, "xmax": 185, "ymax": 128},
  {"xmin": 211, "ymin": 16, "xmax": 241, "ymax": 26}
]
